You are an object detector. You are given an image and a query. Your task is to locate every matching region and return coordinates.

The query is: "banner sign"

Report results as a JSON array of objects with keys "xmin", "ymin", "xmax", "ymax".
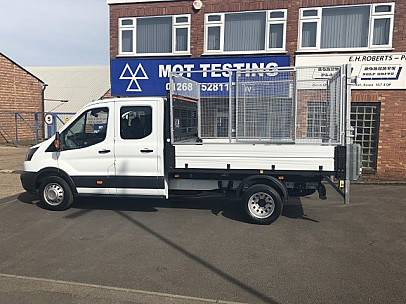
[
  {"xmin": 110, "ymin": 56, "xmax": 290, "ymax": 96},
  {"xmin": 296, "ymin": 53, "xmax": 406, "ymax": 90}
]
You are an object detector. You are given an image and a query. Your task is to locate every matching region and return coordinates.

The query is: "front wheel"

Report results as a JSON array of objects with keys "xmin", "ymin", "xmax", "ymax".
[
  {"xmin": 242, "ymin": 184, "xmax": 283, "ymax": 225},
  {"xmin": 39, "ymin": 176, "xmax": 74, "ymax": 211}
]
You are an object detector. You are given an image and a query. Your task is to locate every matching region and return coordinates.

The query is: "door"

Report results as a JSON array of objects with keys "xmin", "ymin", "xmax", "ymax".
[
  {"xmin": 114, "ymin": 100, "xmax": 165, "ymax": 196},
  {"xmin": 57, "ymin": 105, "xmax": 115, "ymax": 194}
]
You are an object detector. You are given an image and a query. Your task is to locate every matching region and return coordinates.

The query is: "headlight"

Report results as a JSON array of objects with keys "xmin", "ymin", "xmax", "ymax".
[{"xmin": 25, "ymin": 147, "xmax": 39, "ymax": 161}]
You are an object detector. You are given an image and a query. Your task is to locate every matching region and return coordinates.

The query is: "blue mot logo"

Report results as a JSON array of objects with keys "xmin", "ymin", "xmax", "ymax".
[{"xmin": 110, "ymin": 56, "xmax": 290, "ymax": 96}]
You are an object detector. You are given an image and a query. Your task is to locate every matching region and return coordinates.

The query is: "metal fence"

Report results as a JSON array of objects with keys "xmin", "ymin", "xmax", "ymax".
[
  {"xmin": 170, "ymin": 65, "xmax": 345, "ymax": 145},
  {"xmin": 0, "ymin": 112, "xmax": 40, "ymax": 145},
  {"xmin": 0, "ymin": 112, "xmax": 75, "ymax": 146}
]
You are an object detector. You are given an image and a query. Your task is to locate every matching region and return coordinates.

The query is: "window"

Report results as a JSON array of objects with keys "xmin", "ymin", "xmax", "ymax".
[
  {"xmin": 120, "ymin": 106, "xmax": 152, "ymax": 140},
  {"xmin": 62, "ymin": 108, "xmax": 109, "ymax": 150},
  {"xmin": 299, "ymin": 3, "xmax": 394, "ymax": 51},
  {"xmin": 119, "ymin": 15, "xmax": 190, "ymax": 55},
  {"xmin": 351, "ymin": 103, "xmax": 380, "ymax": 170},
  {"xmin": 205, "ymin": 10, "xmax": 287, "ymax": 54}
]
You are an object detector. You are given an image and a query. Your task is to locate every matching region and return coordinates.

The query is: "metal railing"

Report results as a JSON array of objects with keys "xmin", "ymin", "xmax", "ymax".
[
  {"xmin": 0, "ymin": 112, "xmax": 40, "ymax": 145},
  {"xmin": 0, "ymin": 112, "xmax": 75, "ymax": 146}
]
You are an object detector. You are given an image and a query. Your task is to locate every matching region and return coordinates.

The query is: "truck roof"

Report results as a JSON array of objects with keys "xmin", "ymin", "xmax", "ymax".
[{"xmin": 93, "ymin": 96, "xmax": 166, "ymax": 105}]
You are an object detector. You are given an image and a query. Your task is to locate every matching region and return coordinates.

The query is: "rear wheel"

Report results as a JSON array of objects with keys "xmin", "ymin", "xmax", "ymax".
[
  {"xmin": 39, "ymin": 176, "xmax": 73, "ymax": 211},
  {"xmin": 242, "ymin": 184, "xmax": 283, "ymax": 225}
]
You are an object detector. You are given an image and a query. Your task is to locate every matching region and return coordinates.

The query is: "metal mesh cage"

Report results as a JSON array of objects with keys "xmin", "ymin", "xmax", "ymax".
[
  {"xmin": 235, "ymin": 69, "xmax": 295, "ymax": 142},
  {"xmin": 170, "ymin": 66, "xmax": 344, "ymax": 145}
]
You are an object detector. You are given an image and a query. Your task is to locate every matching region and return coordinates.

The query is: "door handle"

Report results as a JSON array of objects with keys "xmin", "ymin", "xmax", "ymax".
[
  {"xmin": 98, "ymin": 149, "xmax": 111, "ymax": 154},
  {"xmin": 140, "ymin": 149, "xmax": 153, "ymax": 153}
]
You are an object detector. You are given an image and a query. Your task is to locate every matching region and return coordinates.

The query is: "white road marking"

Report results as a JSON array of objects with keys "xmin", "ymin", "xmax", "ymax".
[{"xmin": 0, "ymin": 273, "xmax": 246, "ymax": 304}]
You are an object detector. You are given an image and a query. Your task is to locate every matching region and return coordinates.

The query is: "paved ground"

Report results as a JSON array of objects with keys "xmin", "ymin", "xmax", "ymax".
[
  {"xmin": 0, "ymin": 145, "xmax": 29, "ymax": 198},
  {"xmin": 0, "ymin": 145, "xmax": 29, "ymax": 171},
  {"xmin": 0, "ymin": 145, "xmax": 405, "ymax": 303}
]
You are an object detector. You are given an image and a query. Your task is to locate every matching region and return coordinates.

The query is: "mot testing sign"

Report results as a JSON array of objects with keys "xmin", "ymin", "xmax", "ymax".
[
  {"xmin": 110, "ymin": 56, "xmax": 290, "ymax": 96},
  {"xmin": 296, "ymin": 53, "xmax": 406, "ymax": 90}
]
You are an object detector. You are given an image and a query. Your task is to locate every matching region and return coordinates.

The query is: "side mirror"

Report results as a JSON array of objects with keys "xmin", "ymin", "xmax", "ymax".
[{"xmin": 54, "ymin": 132, "xmax": 61, "ymax": 151}]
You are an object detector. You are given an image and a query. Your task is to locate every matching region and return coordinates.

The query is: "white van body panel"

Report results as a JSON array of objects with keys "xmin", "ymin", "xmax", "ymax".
[
  {"xmin": 23, "ymin": 137, "xmax": 58, "ymax": 173},
  {"xmin": 56, "ymin": 101, "xmax": 116, "ymax": 195},
  {"xmin": 114, "ymin": 98, "xmax": 166, "ymax": 196},
  {"xmin": 174, "ymin": 144, "xmax": 335, "ymax": 171}
]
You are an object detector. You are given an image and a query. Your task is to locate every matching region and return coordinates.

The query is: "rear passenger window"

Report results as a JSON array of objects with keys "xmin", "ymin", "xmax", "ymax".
[{"xmin": 120, "ymin": 106, "xmax": 152, "ymax": 139}]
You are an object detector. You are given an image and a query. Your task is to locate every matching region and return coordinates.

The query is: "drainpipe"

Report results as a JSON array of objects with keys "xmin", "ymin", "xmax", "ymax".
[{"xmin": 41, "ymin": 83, "xmax": 48, "ymax": 140}]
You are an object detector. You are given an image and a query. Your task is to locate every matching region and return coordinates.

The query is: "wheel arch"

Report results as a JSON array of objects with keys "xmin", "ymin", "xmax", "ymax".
[
  {"xmin": 237, "ymin": 175, "xmax": 288, "ymax": 202},
  {"xmin": 35, "ymin": 167, "xmax": 78, "ymax": 194}
]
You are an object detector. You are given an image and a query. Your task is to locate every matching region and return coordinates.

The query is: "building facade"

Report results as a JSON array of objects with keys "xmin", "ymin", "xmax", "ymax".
[
  {"xmin": 0, "ymin": 52, "xmax": 45, "ymax": 144},
  {"xmin": 107, "ymin": 0, "xmax": 405, "ymax": 180}
]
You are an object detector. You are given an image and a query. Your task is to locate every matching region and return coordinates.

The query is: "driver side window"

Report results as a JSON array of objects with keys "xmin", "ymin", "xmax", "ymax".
[{"xmin": 62, "ymin": 107, "xmax": 109, "ymax": 150}]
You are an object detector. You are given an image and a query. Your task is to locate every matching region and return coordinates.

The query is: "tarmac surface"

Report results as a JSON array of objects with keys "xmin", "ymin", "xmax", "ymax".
[
  {"xmin": 0, "ymin": 145, "xmax": 405, "ymax": 303},
  {"xmin": 0, "ymin": 145, "xmax": 29, "ymax": 198}
]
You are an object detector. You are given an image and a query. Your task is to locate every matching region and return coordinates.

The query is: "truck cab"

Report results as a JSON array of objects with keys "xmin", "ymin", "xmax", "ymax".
[{"xmin": 21, "ymin": 97, "xmax": 168, "ymax": 207}]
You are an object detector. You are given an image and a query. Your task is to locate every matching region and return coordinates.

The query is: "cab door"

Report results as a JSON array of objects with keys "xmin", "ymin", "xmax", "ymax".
[
  {"xmin": 57, "ymin": 104, "xmax": 115, "ymax": 194},
  {"xmin": 114, "ymin": 100, "xmax": 165, "ymax": 196}
]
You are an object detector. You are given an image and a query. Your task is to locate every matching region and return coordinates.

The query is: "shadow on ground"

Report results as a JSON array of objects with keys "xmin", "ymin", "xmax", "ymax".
[
  {"xmin": 15, "ymin": 191, "xmax": 319, "ymax": 304},
  {"xmin": 18, "ymin": 191, "xmax": 318, "ymax": 224}
]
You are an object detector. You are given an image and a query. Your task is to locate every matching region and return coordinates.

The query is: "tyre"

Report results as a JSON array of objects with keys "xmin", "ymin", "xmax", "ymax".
[
  {"xmin": 242, "ymin": 184, "xmax": 283, "ymax": 225},
  {"xmin": 39, "ymin": 176, "xmax": 74, "ymax": 211}
]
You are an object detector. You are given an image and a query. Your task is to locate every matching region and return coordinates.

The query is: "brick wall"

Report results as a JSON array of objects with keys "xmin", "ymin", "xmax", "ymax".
[
  {"xmin": 109, "ymin": 0, "xmax": 406, "ymax": 180},
  {"xmin": 0, "ymin": 54, "xmax": 43, "ymax": 144},
  {"xmin": 110, "ymin": 0, "xmax": 301, "ymax": 60},
  {"xmin": 352, "ymin": 91, "xmax": 406, "ymax": 180},
  {"xmin": 109, "ymin": 0, "xmax": 401, "ymax": 60}
]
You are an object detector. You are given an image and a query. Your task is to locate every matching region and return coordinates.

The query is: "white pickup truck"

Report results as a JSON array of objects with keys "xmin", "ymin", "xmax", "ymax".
[{"xmin": 21, "ymin": 66, "xmax": 360, "ymax": 224}]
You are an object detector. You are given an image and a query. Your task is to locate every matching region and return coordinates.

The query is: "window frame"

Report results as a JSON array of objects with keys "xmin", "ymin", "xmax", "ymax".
[
  {"xmin": 369, "ymin": 3, "xmax": 394, "ymax": 48},
  {"xmin": 267, "ymin": 10, "xmax": 287, "ymax": 52},
  {"xmin": 204, "ymin": 14, "xmax": 224, "ymax": 53},
  {"xmin": 173, "ymin": 14, "xmax": 191, "ymax": 53},
  {"xmin": 119, "ymin": 18, "xmax": 136, "ymax": 55},
  {"xmin": 204, "ymin": 9, "xmax": 287, "ymax": 55},
  {"xmin": 118, "ymin": 14, "xmax": 191, "ymax": 56},
  {"xmin": 298, "ymin": 2, "xmax": 395, "ymax": 52},
  {"xmin": 119, "ymin": 106, "xmax": 153, "ymax": 140},
  {"xmin": 298, "ymin": 8, "xmax": 321, "ymax": 50},
  {"xmin": 61, "ymin": 107, "xmax": 109, "ymax": 151}
]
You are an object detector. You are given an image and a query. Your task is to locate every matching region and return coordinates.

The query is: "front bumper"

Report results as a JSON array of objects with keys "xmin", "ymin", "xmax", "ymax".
[{"xmin": 20, "ymin": 171, "xmax": 38, "ymax": 195}]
